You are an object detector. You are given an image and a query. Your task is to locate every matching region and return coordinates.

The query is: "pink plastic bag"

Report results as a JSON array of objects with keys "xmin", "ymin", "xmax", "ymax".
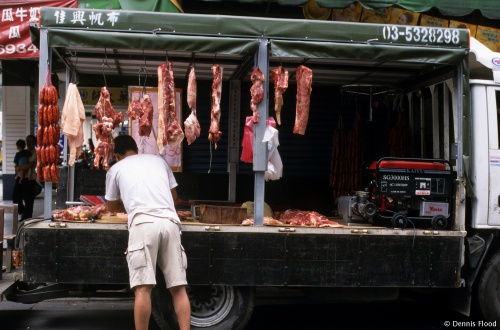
[{"xmin": 240, "ymin": 116, "xmax": 276, "ymax": 163}]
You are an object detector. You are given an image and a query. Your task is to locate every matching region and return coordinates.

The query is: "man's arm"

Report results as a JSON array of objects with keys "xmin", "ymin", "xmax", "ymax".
[
  {"xmin": 171, "ymin": 187, "xmax": 178, "ymax": 201},
  {"xmin": 107, "ymin": 200, "xmax": 126, "ymax": 213}
]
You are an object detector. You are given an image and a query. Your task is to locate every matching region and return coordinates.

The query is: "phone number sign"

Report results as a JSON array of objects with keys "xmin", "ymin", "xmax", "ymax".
[{"xmin": 0, "ymin": 0, "xmax": 76, "ymax": 59}]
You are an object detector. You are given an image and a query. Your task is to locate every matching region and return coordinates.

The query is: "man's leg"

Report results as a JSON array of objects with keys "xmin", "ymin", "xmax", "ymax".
[
  {"xmin": 12, "ymin": 179, "xmax": 25, "ymax": 215},
  {"xmin": 170, "ymin": 285, "xmax": 191, "ymax": 330},
  {"xmin": 134, "ymin": 284, "xmax": 153, "ymax": 330}
]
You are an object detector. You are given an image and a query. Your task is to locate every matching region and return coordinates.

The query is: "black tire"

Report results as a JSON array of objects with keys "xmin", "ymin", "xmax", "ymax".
[
  {"xmin": 391, "ymin": 213, "xmax": 408, "ymax": 228},
  {"xmin": 476, "ymin": 252, "xmax": 500, "ymax": 323},
  {"xmin": 151, "ymin": 272, "xmax": 254, "ymax": 330},
  {"xmin": 431, "ymin": 215, "xmax": 448, "ymax": 230}
]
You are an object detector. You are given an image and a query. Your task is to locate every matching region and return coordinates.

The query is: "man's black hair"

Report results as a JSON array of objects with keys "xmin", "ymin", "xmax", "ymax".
[
  {"xmin": 16, "ymin": 139, "xmax": 26, "ymax": 149},
  {"xmin": 113, "ymin": 134, "xmax": 138, "ymax": 155}
]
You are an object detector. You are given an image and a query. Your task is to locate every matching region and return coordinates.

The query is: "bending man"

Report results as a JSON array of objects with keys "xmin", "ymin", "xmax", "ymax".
[{"xmin": 105, "ymin": 134, "xmax": 191, "ymax": 330}]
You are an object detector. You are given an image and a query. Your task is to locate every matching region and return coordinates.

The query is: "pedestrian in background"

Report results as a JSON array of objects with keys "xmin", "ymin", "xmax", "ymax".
[
  {"xmin": 17, "ymin": 135, "xmax": 38, "ymax": 220},
  {"xmin": 12, "ymin": 139, "xmax": 31, "ymax": 218}
]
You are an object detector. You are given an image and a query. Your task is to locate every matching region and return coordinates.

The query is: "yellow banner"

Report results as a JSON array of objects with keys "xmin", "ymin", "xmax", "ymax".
[
  {"xmin": 476, "ymin": 26, "xmax": 500, "ymax": 52},
  {"xmin": 389, "ymin": 8, "xmax": 419, "ymax": 26},
  {"xmin": 78, "ymin": 87, "xmax": 129, "ymax": 107},
  {"xmin": 450, "ymin": 20, "xmax": 477, "ymax": 39},
  {"xmin": 420, "ymin": 15, "xmax": 449, "ymax": 28}
]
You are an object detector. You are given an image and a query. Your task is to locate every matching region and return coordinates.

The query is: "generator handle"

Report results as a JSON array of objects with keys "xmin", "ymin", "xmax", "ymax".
[{"xmin": 375, "ymin": 157, "xmax": 452, "ymax": 174}]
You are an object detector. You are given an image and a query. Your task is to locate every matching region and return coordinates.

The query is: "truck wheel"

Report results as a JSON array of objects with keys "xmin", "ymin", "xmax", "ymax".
[
  {"xmin": 189, "ymin": 285, "xmax": 255, "ymax": 330},
  {"xmin": 151, "ymin": 283, "xmax": 254, "ymax": 330},
  {"xmin": 476, "ymin": 252, "xmax": 500, "ymax": 322}
]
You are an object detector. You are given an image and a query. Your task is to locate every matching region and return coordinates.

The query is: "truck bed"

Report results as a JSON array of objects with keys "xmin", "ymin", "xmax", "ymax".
[{"xmin": 21, "ymin": 220, "xmax": 466, "ymax": 288}]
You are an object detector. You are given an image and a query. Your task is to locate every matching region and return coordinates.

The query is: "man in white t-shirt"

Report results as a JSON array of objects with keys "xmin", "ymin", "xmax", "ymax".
[{"xmin": 105, "ymin": 134, "xmax": 191, "ymax": 330}]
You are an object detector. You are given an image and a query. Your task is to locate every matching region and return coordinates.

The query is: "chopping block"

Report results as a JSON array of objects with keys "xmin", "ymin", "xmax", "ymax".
[{"xmin": 199, "ymin": 205, "xmax": 247, "ymax": 225}]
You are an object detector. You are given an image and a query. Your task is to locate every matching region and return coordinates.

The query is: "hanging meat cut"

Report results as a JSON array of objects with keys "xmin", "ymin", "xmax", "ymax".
[
  {"xmin": 208, "ymin": 64, "xmax": 223, "ymax": 148},
  {"xmin": 250, "ymin": 67, "xmax": 265, "ymax": 124},
  {"xmin": 139, "ymin": 94, "xmax": 154, "ymax": 137},
  {"xmin": 271, "ymin": 66, "xmax": 289, "ymax": 125},
  {"xmin": 157, "ymin": 62, "xmax": 184, "ymax": 153},
  {"xmin": 94, "ymin": 87, "xmax": 124, "ymax": 128},
  {"xmin": 127, "ymin": 93, "xmax": 153, "ymax": 137},
  {"xmin": 126, "ymin": 96, "xmax": 143, "ymax": 121},
  {"xmin": 93, "ymin": 117, "xmax": 114, "ymax": 170},
  {"xmin": 93, "ymin": 87, "xmax": 123, "ymax": 170},
  {"xmin": 184, "ymin": 65, "xmax": 201, "ymax": 145},
  {"xmin": 294, "ymin": 65, "xmax": 313, "ymax": 135}
]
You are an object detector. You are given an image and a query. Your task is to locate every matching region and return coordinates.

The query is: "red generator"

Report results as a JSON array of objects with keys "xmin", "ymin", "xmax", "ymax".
[{"xmin": 365, "ymin": 157, "xmax": 454, "ymax": 230}]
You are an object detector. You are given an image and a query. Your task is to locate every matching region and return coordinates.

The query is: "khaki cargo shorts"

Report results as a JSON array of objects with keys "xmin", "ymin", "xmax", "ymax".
[{"xmin": 126, "ymin": 213, "xmax": 187, "ymax": 289}]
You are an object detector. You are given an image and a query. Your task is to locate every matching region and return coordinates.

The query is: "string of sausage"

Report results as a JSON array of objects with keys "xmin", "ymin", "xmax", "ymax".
[
  {"xmin": 37, "ymin": 72, "xmax": 60, "ymax": 183},
  {"xmin": 330, "ymin": 112, "xmax": 364, "ymax": 206}
]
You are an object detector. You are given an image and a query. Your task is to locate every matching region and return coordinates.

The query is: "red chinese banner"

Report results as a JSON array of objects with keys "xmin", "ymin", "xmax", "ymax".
[{"xmin": 0, "ymin": 0, "xmax": 77, "ymax": 59}]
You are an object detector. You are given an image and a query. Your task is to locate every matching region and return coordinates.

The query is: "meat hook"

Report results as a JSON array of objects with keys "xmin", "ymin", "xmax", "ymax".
[{"xmin": 102, "ymin": 48, "xmax": 110, "ymax": 86}]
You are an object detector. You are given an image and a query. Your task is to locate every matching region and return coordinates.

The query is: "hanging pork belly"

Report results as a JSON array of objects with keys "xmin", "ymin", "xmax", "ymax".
[
  {"xmin": 294, "ymin": 65, "xmax": 313, "ymax": 135},
  {"xmin": 271, "ymin": 66, "xmax": 289, "ymax": 125},
  {"xmin": 184, "ymin": 65, "xmax": 201, "ymax": 145},
  {"xmin": 37, "ymin": 70, "xmax": 61, "ymax": 183},
  {"xmin": 250, "ymin": 66, "xmax": 265, "ymax": 124},
  {"xmin": 157, "ymin": 61, "xmax": 184, "ymax": 154},
  {"xmin": 208, "ymin": 64, "xmax": 223, "ymax": 148}
]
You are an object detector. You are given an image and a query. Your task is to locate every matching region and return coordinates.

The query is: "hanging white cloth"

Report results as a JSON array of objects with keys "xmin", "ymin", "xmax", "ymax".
[{"xmin": 262, "ymin": 125, "xmax": 283, "ymax": 181}]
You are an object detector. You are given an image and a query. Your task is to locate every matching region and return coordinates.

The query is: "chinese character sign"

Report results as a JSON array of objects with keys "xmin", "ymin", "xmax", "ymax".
[{"xmin": 0, "ymin": 0, "xmax": 77, "ymax": 59}]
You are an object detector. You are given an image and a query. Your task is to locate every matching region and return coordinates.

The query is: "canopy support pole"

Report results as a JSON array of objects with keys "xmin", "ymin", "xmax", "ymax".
[
  {"xmin": 39, "ymin": 28, "xmax": 53, "ymax": 220},
  {"xmin": 253, "ymin": 38, "xmax": 269, "ymax": 226}
]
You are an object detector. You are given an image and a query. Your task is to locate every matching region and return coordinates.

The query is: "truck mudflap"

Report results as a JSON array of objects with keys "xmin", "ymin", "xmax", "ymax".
[{"xmin": 21, "ymin": 221, "xmax": 465, "ymax": 288}]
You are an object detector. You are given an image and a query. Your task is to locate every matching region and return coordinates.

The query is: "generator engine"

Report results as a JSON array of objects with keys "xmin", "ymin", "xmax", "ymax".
[{"xmin": 338, "ymin": 158, "xmax": 453, "ymax": 229}]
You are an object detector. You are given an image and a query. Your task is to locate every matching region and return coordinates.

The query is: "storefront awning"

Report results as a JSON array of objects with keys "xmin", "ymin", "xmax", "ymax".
[{"xmin": 194, "ymin": 0, "xmax": 500, "ymax": 20}]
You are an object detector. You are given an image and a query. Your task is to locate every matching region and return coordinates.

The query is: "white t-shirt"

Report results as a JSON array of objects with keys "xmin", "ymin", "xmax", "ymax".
[{"xmin": 105, "ymin": 153, "xmax": 180, "ymax": 227}]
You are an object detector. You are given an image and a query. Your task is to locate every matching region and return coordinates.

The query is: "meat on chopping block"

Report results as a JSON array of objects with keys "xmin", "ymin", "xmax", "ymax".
[
  {"xmin": 250, "ymin": 67, "xmax": 265, "ymax": 124},
  {"xmin": 271, "ymin": 66, "xmax": 289, "ymax": 125},
  {"xmin": 208, "ymin": 64, "xmax": 223, "ymax": 148},
  {"xmin": 157, "ymin": 62, "xmax": 184, "ymax": 153},
  {"xmin": 279, "ymin": 209, "xmax": 341, "ymax": 227},
  {"xmin": 184, "ymin": 65, "xmax": 201, "ymax": 145},
  {"xmin": 293, "ymin": 65, "xmax": 313, "ymax": 135}
]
